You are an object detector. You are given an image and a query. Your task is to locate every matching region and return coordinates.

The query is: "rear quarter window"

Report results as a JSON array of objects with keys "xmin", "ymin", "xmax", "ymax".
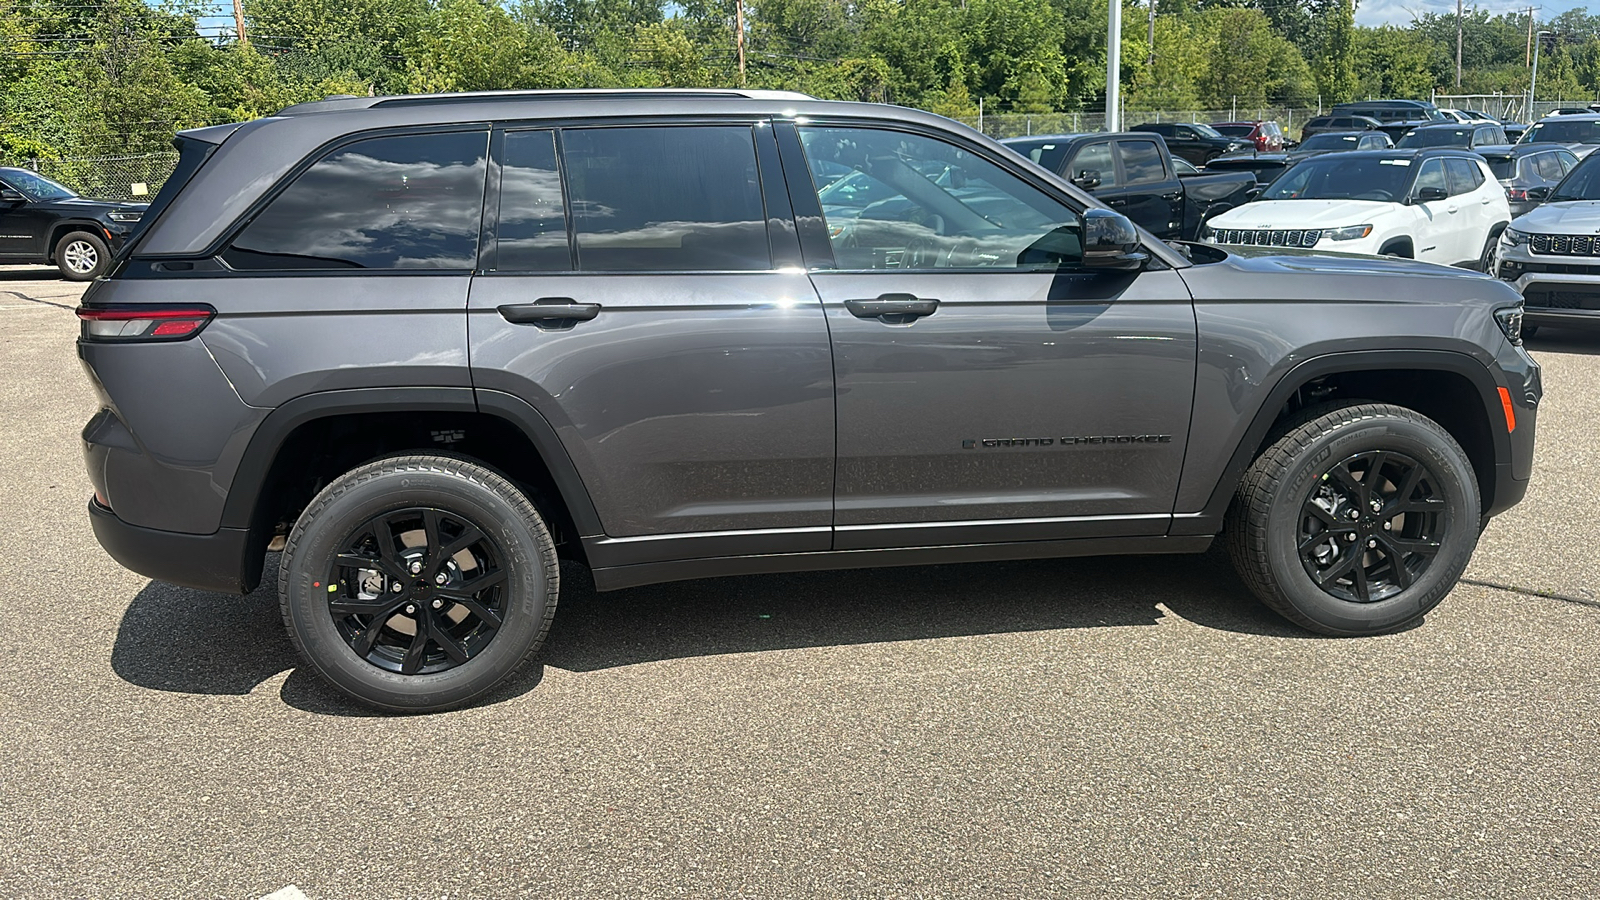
[{"xmin": 224, "ymin": 130, "xmax": 489, "ymax": 270}]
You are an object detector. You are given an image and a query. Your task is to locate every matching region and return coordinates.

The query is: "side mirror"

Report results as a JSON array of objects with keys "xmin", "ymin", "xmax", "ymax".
[
  {"xmin": 1414, "ymin": 186, "xmax": 1449, "ymax": 203},
  {"xmin": 1081, "ymin": 208, "xmax": 1148, "ymax": 271},
  {"xmin": 1071, "ymin": 169, "xmax": 1102, "ymax": 190},
  {"xmin": 1244, "ymin": 187, "xmax": 1264, "ymax": 201},
  {"xmin": 0, "ymin": 188, "xmax": 23, "ymax": 203},
  {"xmin": 1527, "ymin": 185, "xmax": 1552, "ymax": 201}
]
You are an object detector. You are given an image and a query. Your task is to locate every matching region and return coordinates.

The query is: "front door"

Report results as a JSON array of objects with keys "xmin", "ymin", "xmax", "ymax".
[
  {"xmin": 468, "ymin": 123, "xmax": 835, "ymax": 555},
  {"xmin": 1409, "ymin": 158, "xmax": 1461, "ymax": 263},
  {"xmin": 0, "ymin": 175, "xmax": 45, "ymax": 258},
  {"xmin": 784, "ymin": 123, "xmax": 1197, "ymax": 550}
]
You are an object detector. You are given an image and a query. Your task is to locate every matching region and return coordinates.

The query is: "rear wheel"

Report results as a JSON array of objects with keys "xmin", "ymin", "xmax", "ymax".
[
  {"xmin": 1226, "ymin": 403, "xmax": 1480, "ymax": 635},
  {"xmin": 55, "ymin": 231, "xmax": 109, "ymax": 281},
  {"xmin": 280, "ymin": 455, "xmax": 558, "ymax": 712}
]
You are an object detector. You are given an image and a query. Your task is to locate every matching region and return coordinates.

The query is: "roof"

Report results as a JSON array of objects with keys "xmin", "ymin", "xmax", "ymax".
[
  {"xmin": 275, "ymin": 88, "xmax": 817, "ymax": 116},
  {"xmin": 1307, "ymin": 148, "xmax": 1481, "ymax": 162},
  {"xmin": 1472, "ymin": 143, "xmax": 1559, "ymax": 157},
  {"xmin": 1534, "ymin": 112, "xmax": 1600, "ymax": 122}
]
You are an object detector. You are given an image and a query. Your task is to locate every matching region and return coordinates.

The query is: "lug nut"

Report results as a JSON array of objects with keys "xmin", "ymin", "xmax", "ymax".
[
  {"xmin": 1368, "ymin": 539, "xmax": 1377, "ymax": 549},
  {"xmin": 1345, "ymin": 533, "xmax": 1357, "ymax": 542},
  {"xmin": 1383, "ymin": 521, "xmax": 1392, "ymax": 530},
  {"xmin": 435, "ymin": 572, "xmax": 448, "ymax": 585},
  {"xmin": 1370, "ymin": 500, "xmax": 1382, "ymax": 513},
  {"xmin": 1349, "ymin": 509, "xmax": 1361, "ymax": 519},
  {"xmin": 409, "ymin": 561, "xmax": 423, "ymax": 575},
  {"xmin": 431, "ymin": 599, "xmax": 443, "ymax": 609},
  {"xmin": 404, "ymin": 604, "xmax": 416, "ymax": 614},
  {"xmin": 390, "ymin": 582, "xmax": 403, "ymax": 593}
]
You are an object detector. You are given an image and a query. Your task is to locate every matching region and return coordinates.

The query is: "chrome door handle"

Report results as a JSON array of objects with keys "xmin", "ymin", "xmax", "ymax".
[
  {"xmin": 498, "ymin": 298, "xmax": 601, "ymax": 329},
  {"xmin": 844, "ymin": 294, "xmax": 939, "ymax": 324}
]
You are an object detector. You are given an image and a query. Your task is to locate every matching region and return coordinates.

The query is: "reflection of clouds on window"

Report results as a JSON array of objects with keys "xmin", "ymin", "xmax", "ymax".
[
  {"xmin": 496, "ymin": 131, "xmax": 571, "ymax": 272},
  {"xmin": 563, "ymin": 125, "xmax": 770, "ymax": 271},
  {"xmin": 226, "ymin": 131, "xmax": 487, "ymax": 270}
]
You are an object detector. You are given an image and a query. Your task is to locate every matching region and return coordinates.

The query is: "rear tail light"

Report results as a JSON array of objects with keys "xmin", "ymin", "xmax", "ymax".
[
  {"xmin": 1507, "ymin": 187, "xmax": 1528, "ymax": 201},
  {"xmin": 76, "ymin": 305, "xmax": 215, "ymax": 341}
]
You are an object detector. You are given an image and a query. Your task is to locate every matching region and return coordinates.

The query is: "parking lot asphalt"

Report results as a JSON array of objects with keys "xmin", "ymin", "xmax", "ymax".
[{"xmin": 1, "ymin": 264, "xmax": 1597, "ymax": 899}]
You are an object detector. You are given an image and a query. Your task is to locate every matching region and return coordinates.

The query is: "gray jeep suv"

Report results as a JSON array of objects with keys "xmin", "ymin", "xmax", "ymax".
[{"xmin": 80, "ymin": 90, "xmax": 1541, "ymax": 711}]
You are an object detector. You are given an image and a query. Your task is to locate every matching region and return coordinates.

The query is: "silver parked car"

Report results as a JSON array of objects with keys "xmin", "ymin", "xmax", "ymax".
[{"xmin": 1496, "ymin": 149, "xmax": 1600, "ymax": 333}]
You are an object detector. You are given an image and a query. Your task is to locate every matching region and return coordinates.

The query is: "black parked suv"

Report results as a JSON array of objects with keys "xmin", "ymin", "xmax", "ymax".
[
  {"xmin": 0, "ymin": 167, "xmax": 147, "ymax": 280},
  {"xmin": 80, "ymin": 90, "xmax": 1541, "ymax": 712},
  {"xmin": 1128, "ymin": 122, "xmax": 1249, "ymax": 165}
]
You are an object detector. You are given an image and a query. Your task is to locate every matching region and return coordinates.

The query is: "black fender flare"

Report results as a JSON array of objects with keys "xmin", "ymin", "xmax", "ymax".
[
  {"xmin": 1173, "ymin": 349, "xmax": 1511, "ymax": 536},
  {"xmin": 219, "ymin": 387, "xmax": 605, "ymax": 584},
  {"xmin": 48, "ymin": 219, "xmax": 115, "ymax": 257}
]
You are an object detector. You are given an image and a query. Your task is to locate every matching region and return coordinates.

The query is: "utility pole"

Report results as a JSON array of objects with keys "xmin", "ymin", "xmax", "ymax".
[
  {"xmin": 1532, "ymin": 29, "xmax": 1551, "ymax": 116},
  {"xmin": 1147, "ymin": 0, "xmax": 1156, "ymax": 70},
  {"xmin": 1527, "ymin": 7, "xmax": 1535, "ymax": 67},
  {"xmin": 1456, "ymin": 0, "xmax": 1463, "ymax": 88},
  {"xmin": 1106, "ymin": 0, "xmax": 1121, "ymax": 132},
  {"xmin": 734, "ymin": 0, "xmax": 746, "ymax": 87},
  {"xmin": 233, "ymin": 0, "xmax": 248, "ymax": 45}
]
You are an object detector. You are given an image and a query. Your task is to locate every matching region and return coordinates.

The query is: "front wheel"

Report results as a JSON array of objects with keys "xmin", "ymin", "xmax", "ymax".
[
  {"xmin": 279, "ymin": 455, "xmax": 559, "ymax": 711},
  {"xmin": 55, "ymin": 230, "xmax": 110, "ymax": 281},
  {"xmin": 1226, "ymin": 403, "xmax": 1480, "ymax": 635}
]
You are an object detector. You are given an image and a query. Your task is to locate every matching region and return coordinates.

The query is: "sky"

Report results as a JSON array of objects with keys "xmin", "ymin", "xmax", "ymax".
[{"xmin": 1356, "ymin": 0, "xmax": 1594, "ymax": 27}]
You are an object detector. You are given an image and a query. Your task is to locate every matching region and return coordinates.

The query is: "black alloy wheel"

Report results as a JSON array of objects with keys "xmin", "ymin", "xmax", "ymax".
[
  {"xmin": 329, "ymin": 507, "xmax": 507, "ymax": 675},
  {"xmin": 1296, "ymin": 450, "xmax": 1445, "ymax": 604},
  {"xmin": 280, "ymin": 455, "xmax": 559, "ymax": 712}
]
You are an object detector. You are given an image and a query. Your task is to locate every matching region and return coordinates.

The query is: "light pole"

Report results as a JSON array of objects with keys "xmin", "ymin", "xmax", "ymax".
[
  {"xmin": 1530, "ymin": 29, "xmax": 1553, "ymax": 119},
  {"xmin": 1106, "ymin": 0, "xmax": 1121, "ymax": 131}
]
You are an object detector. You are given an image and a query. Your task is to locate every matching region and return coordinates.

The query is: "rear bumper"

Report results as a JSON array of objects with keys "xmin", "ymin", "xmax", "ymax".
[{"xmin": 88, "ymin": 499, "xmax": 253, "ymax": 594}]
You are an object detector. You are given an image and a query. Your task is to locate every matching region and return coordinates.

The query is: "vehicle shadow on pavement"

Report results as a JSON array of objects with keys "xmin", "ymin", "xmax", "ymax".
[
  {"xmin": 539, "ymin": 549, "xmax": 1319, "ymax": 673},
  {"xmin": 0, "ymin": 267, "xmax": 60, "ymax": 281},
  {"xmin": 110, "ymin": 549, "xmax": 1327, "ymax": 713},
  {"xmin": 109, "ymin": 557, "xmax": 545, "ymax": 716},
  {"xmin": 1526, "ymin": 328, "xmax": 1600, "ymax": 354}
]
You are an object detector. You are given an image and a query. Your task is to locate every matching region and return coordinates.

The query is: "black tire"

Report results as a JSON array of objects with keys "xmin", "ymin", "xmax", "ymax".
[
  {"xmin": 1225, "ymin": 403, "xmax": 1480, "ymax": 636},
  {"xmin": 1478, "ymin": 228, "xmax": 1504, "ymax": 272},
  {"xmin": 55, "ymin": 230, "xmax": 110, "ymax": 281},
  {"xmin": 280, "ymin": 455, "xmax": 558, "ymax": 712},
  {"xmin": 1202, "ymin": 151, "xmax": 1221, "ymax": 165}
]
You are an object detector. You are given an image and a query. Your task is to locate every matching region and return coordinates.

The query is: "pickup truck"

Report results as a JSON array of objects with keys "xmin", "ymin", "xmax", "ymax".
[{"xmin": 1001, "ymin": 132, "xmax": 1256, "ymax": 241}]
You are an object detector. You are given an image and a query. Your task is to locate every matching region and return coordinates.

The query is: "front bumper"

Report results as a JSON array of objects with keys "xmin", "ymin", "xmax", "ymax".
[
  {"xmin": 1496, "ymin": 241, "xmax": 1600, "ymax": 328},
  {"xmin": 88, "ymin": 499, "xmax": 254, "ymax": 594}
]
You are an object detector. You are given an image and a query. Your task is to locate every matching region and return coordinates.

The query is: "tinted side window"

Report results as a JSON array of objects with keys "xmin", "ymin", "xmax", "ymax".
[
  {"xmin": 1069, "ymin": 143, "xmax": 1118, "ymax": 188},
  {"xmin": 496, "ymin": 130, "xmax": 571, "ymax": 272},
  {"xmin": 562, "ymin": 125, "xmax": 769, "ymax": 272},
  {"xmin": 1445, "ymin": 158, "xmax": 1481, "ymax": 195},
  {"xmin": 1414, "ymin": 159, "xmax": 1448, "ymax": 197},
  {"xmin": 1558, "ymin": 150, "xmax": 1579, "ymax": 174},
  {"xmin": 226, "ymin": 130, "xmax": 488, "ymax": 270},
  {"xmin": 798, "ymin": 126, "xmax": 1085, "ymax": 272},
  {"xmin": 1536, "ymin": 152, "xmax": 1565, "ymax": 180},
  {"xmin": 1119, "ymin": 140, "xmax": 1166, "ymax": 185}
]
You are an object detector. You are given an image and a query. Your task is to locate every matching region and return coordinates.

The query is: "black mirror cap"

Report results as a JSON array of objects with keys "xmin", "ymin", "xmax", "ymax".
[
  {"xmin": 1527, "ymin": 185, "xmax": 1553, "ymax": 200},
  {"xmin": 1072, "ymin": 169, "xmax": 1103, "ymax": 190},
  {"xmin": 0, "ymin": 188, "xmax": 24, "ymax": 203},
  {"xmin": 1415, "ymin": 186, "xmax": 1449, "ymax": 203},
  {"xmin": 1081, "ymin": 208, "xmax": 1148, "ymax": 270}
]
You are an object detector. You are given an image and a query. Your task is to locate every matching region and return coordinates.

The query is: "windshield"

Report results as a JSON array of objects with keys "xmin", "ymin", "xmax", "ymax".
[
  {"xmin": 1300, "ymin": 133, "xmax": 1360, "ymax": 151},
  {"xmin": 1521, "ymin": 119, "xmax": 1600, "ymax": 144},
  {"xmin": 1548, "ymin": 154, "xmax": 1600, "ymax": 201},
  {"xmin": 0, "ymin": 170, "xmax": 75, "ymax": 201},
  {"xmin": 1262, "ymin": 156, "xmax": 1414, "ymax": 201},
  {"xmin": 1397, "ymin": 128, "xmax": 1472, "ymax": 149},
  {"xmin": 1212, "ymin": 125, "xmax": 1253, "ymax": 138},
  {"xmin": 1188, "ymin": 123, "xmax": 1224, "ymax": 139}
]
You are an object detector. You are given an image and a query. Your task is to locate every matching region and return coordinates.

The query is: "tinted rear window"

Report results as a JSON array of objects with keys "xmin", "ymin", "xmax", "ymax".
[
  {"xmin": 1004, "ymin": 139, "xmax": 1070, "ymax": 174},
  {"xmin": 495, "ymin": 130, "xmax": 571, "ymax": 272},
  {"xmin": 562, "ymin": 125, "xmax": 770, "ymax": 272},
  {"xmin": 1212, "ymin": 125, "xmax": 1253, "ymax": 137},
  {"xmin": 224, "ymin": 130, "xmax": 488, "ymax": 270},
  {"xmin": 1485, "ymin": 156, "xmax": 1517, "ymax": 179}
]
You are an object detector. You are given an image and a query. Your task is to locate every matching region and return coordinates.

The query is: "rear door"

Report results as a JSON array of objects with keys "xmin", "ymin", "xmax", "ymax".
[
  {"xmin": 1110, "ymin": 137, "xmax": 1182, "ymax": 239},
  {"xmin": 785, "ymin": 122, "xmax": 1197, "ymax": 548},
  {"xmin": 467, "ymin": 122, "xmax": 836, "ymax": 554},
  {"xmin": 1446, "ymin": 156, "xmax": 1494, "ymax": 262}
]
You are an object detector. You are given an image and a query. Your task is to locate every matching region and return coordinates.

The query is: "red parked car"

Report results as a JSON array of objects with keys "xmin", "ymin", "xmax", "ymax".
[{"xmin": 1212, "ymin": 120, "xmax": 1285, "ymax": 152}]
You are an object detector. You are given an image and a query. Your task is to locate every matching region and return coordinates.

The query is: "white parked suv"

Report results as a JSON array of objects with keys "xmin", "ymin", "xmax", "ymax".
[
  {"xmin": 1495, "ymin": 148, "xmax": 1600, "ymax": 334},
  {"xmin": 1200, "ymin": 149, "xmax": 1511, "ymax": 269}
]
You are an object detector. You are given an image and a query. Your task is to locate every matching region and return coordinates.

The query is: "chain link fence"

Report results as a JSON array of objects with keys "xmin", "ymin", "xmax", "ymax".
[
  {"xmin": 4, "ymin": 152, "xmax": 180, "ymax": 201},
  {"xmin": 955, "ymin": 108, "xmax": 1325, "ymax": 140}
]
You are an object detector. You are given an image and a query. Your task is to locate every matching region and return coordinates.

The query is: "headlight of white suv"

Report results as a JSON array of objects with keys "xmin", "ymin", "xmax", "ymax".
[
  {"xmin": 1501, "ymin": 227, "xmax": 1528, "ymax": 246},
  {"xmin": 1323, "ymin": 224, "xmax": 1373, "ymax": 241}
]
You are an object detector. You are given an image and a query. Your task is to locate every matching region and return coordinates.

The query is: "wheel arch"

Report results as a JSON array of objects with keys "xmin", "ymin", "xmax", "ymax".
[
  {"xmin": 1176, "ymin": 350, "xmax": 1512, "ymax": 536},
  {"xmin": 47, "ymin": 220, "xmax": 110, "ymax": 260},
  {"xmin": 1378, "ymin": 235, "xmax": 1414, "ymax": 258},
  {"xmin": 220, "ymin": 387, "xmax": 603, "ymax": 592}
]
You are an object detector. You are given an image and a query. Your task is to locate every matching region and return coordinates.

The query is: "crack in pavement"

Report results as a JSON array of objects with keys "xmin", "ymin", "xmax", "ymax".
[
  {"xmin": 0, "ymin": 290, "xmax": 75, "ymax": 310},
  {"xmin": 1461, "ymin": 576, "xmax": 1600, "ymax": 610}
]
